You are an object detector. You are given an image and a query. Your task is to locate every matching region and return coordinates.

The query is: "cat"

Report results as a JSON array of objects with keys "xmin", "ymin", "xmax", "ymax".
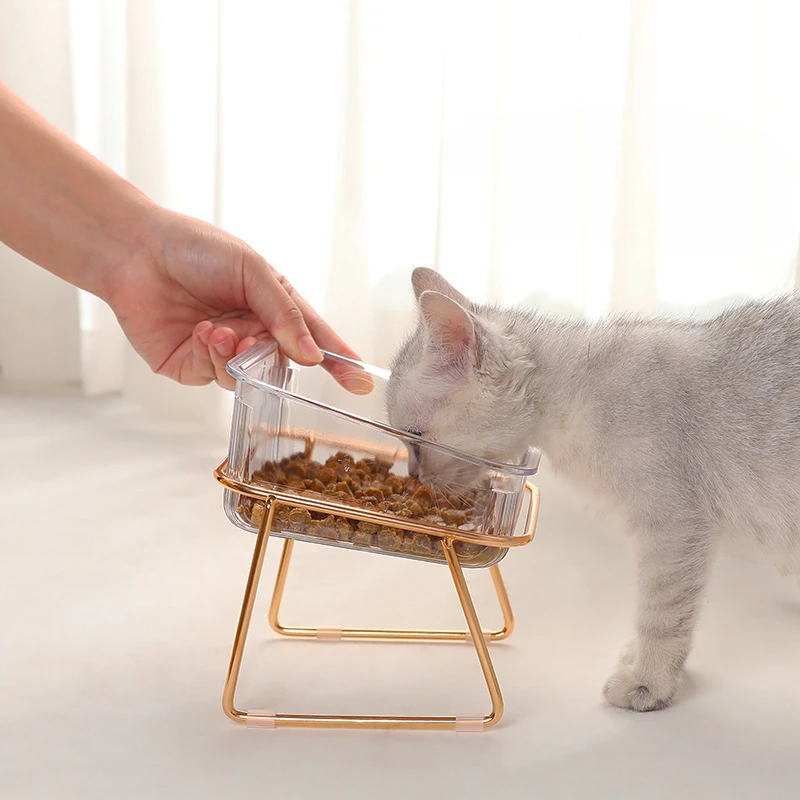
[{"xmin": 386, "ymin": 266, "xmax": 800, "ymax": 712}]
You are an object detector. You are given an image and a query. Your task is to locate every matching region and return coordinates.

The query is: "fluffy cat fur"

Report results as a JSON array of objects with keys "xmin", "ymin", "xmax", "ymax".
[{"xmin": 386, "ymin": 267, "xmax": 800, "ymax": 712}]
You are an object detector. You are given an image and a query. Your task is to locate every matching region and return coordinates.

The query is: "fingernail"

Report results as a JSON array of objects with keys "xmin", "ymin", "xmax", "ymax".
[
  {"xmin": 341, "ymin": 370, "xmax": 375, "ymax": 395},
  {"xmin": 297, "ymin": 335, "xmax": 323, "ymax": 363},
  {"xmin": 196, "ymin": 323, "xmax": 212, "ymax": 346},
  {"xmin": 214, "ymin": 339, "xmax": 235, "ymax": 358}
]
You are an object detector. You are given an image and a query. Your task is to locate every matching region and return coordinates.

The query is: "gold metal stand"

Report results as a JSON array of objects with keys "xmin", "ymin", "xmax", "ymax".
[
  {"xmin": 268, "ymin": 538, "xmax": 516, "ymax": 643},
  {"xmin": 216, "ymin": 464, "xmax": 540, "ymax": 732}
]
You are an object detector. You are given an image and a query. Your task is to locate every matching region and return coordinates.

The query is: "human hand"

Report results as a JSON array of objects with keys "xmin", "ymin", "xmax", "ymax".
[
  {"xmin": 107, "ymin": 208, "xmax": 371, "ymax": 392},
  {"xmin": 0, "ymin": 81, "xmax": 370, "ymax": 392}
]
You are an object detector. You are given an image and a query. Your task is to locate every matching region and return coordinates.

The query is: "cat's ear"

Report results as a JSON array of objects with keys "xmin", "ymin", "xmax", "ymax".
[
  {"xmin": 418, "ymin": 290, "xmax": 479, "ymax": 377},
  {"xmin": 412, "ymin": 267, "xmax": 470, "ymax": 307}
]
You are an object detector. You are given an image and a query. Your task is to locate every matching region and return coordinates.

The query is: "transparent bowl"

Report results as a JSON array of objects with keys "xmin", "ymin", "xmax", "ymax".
[{"xmin": 220, "ymin": 341, "xmax": 540, "ymax": 568}]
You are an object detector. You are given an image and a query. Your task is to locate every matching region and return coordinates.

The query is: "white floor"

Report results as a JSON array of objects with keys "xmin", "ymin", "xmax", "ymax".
[{"xmin": 1, "ymin": 393, "xmax": 799, "ymax": 799}]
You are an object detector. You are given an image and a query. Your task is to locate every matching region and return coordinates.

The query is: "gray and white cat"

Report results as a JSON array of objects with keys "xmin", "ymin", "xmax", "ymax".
[{"xmin": 386, "ymin": 267, "xmax": 800, "ymax": 712}]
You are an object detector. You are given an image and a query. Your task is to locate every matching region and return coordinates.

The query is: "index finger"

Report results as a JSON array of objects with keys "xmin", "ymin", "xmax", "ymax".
[
  {"xmin": 242, "ymin": 260, "xmax": 324, "ymax": 367},
  {"xmin": 289, "ymin": 289, "xmax": 375, "ymax": 395}
]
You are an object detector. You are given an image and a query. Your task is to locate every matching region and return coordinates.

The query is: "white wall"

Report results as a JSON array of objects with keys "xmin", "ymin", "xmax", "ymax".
[{"xmin": 0, "ymin": 0, "xmax": 81, "ymax": 388}]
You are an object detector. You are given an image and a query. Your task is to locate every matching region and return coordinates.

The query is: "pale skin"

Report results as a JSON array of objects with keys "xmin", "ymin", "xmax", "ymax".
[{"xmin": 0, "ymin": 81, "xmax": 369, "ymax": 393}]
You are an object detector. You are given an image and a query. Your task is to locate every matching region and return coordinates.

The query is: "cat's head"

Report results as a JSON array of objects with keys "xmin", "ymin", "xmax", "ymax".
[{"xmin": 387, "ymin": 268, "xmax": 528, "ymax": 487}]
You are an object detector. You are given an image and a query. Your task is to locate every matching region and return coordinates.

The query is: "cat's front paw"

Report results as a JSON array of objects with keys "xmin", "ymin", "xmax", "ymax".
[{"xmin": 602, "ymin": 666, "xmax": 680, "ymax": 712}]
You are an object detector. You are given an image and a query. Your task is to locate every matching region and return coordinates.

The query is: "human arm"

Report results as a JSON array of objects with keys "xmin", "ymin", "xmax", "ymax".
[{"xmin": 0, "ymin": 81, "xmax": 368, "ymax": 391}]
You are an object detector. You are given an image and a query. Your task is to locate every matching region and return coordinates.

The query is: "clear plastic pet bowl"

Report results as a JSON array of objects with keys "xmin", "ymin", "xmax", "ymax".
[{"xmin": 218, "ymin": 340, "xmax": 540, "ymax": 568}]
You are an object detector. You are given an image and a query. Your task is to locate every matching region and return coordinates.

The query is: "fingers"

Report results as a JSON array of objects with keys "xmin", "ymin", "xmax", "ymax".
[
  {"xmin": 188, "ymin": 321, "xmax": 217, "ymax": 386},
  {"xmin": 189, "ymin": 322, "xmax": 240, "ymax": 389},
  {"xmin": 242, "ymin": 257, "xmax": 324, "ymax": 367},
  {"xmin": 289, "ymin": 291, "xmax": 375, "ymax": 395},
  {"xmin": 240, "ymin": 249, "xmax": 373, "ymax": 394},
  {"xmin": 207, "ymin": 326, "xmax": 239, "ymax": 390},
  {"xmin": 194, "ymin": 316, "xmax": 373, "ymax": 395},
  {"xmin": 289, "ymin": 290, "xmax": 361, "ymax": 360},
  {"xmin": 190, "ymin": 319, "xmax": 269, "ymax": 390},
  {"xmin": 236, "ymin": 336, "xmax": 259, "ymax": 354}
]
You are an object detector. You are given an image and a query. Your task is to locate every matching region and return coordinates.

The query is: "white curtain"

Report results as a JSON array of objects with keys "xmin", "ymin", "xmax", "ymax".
[{"xmin": 1, "ymin": 0, "xmax": 799, "ymax": 428}]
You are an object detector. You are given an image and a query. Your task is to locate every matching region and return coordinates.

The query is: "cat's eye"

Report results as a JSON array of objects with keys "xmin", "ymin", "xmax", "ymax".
[{"xmin": 407, "ymin": 427, "xmax": 422, "ymax": 437}]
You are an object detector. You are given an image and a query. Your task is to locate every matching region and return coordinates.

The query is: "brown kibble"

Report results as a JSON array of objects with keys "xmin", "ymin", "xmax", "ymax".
[
  {"xmin": 403, "ymin": 500, "xmax": 423, "ymax": 518},
  {"xmin": 377, "ymin": 528, "xmax": 400, "ymax": 550},
  {"xmin": 315, "ymin": 516, "xmax": 339, "ymax": 539},
  {"xmin": 398, "ymin": 533, "xmax": 419, "ymax": 553},
  {"xmin": 249, "ymin": 502, "xmax": 265, "ymax": 525},
  {"xmin": 334, "ymin": 516, "xmax": 355, "ymax": 537},
  {"xmin": 284, "ymin": 462, "xmax": 307, "ymax": 479},
  {"xmin": 412, "ymin": 485, "xmax": 433, "ymax": 510},
  {"xmin": 430, "ymin": 491, "xmax": 451, "ymax": 511},
  {"xmin": 351, "ymin": 529, "xmax": 375, "ymax": 548},
  {"xmin": 357, "ymin": 521, "xmax": 380, "ymax": 534},
  {"xmin": 249, "ymin": 450, "xmax": 487, "ymax": 563},
  {"xmin": 286, "ymin": 508, "xmax": 313, "ymax": 532},
  {"xmin": 317, "ymin": 466, "xmax": 336, "ymax": 485},
  {"xmin": 385, "ymin": 476, "xmax": 404, "ymax": 494},
  {"xmin": 444, "ymin": 494, "xmax": 463, "ymax": 510},
  {"xmin": 329, "ymin": 451, "xmax": 354, "ymax": 470},
  {"xmin": 409, "ymin": 533, "xmax": 432, "ymax": 555},
  {"xmin": 373, "ymin": 459, "xmax": 392, "ymax": 476},
  {"xmin": 440, "ymin": 509, "xmax": 468, "ymax": 526},
  {"xmin": 354, "ymin": 489, "xmax": 378, "ymax": 506}
]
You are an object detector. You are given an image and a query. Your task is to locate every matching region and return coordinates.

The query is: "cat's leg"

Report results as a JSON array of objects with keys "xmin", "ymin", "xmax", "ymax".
[{"xmin": 603, "ymin": 528, "xmax": 714, "ymax": 712}]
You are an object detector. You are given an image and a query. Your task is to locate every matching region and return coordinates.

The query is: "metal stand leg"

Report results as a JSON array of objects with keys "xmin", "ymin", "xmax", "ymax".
[
  {"xmin": 222, "ymin": 514, "xmax": 512, "ymax": 730},
  {"xmin": 268, "ymin": 538, "xmax": 514, "ymax": 642},
  {"xmin": 222, "ymin": 497, "xmax": 276, "ymax": 723}
]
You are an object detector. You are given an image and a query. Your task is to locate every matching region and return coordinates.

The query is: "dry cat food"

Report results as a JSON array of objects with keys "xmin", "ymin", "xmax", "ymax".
[{"xmin": 237, "ymin": 450, "xmax": 501, "ymax": 565}]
